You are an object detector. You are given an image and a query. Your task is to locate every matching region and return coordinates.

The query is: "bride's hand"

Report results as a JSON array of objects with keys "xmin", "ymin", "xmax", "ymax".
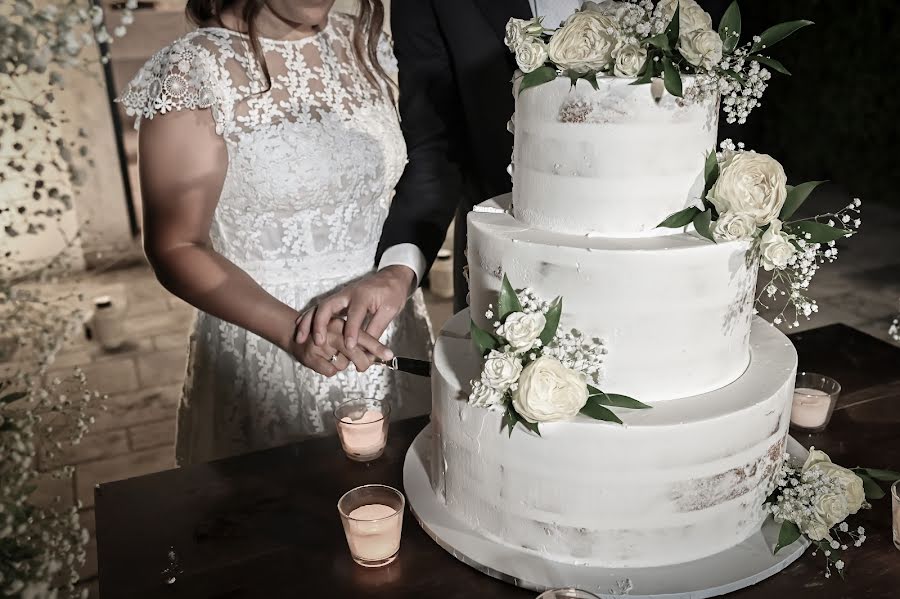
[{"xmin": 288, "ymin": 317, "xmax": 392, "ymax": 377}]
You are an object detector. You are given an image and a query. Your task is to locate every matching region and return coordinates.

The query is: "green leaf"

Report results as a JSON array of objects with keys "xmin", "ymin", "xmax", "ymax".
[
  {"xmin": 856, "ymin": 472, "xmax": 885, "ymax": 500},
  {"xmin": 517, "ymin": 65, "xmax": 558, "ymax": 96},
  {"xmin": 718, "ymin": 1, "xmax": 741, "ymax": 53},
  {"xmin": 539, "ymin": 297, "xmax": 562, "ymax": 346},
  {"xmin": 779, "ymin": 180, "xmax": 826, "ymax": 220},
  {"xmin": 662, "ymin": 58, "xmax": 683, "ymax": 98},
  {"xmin": 702, "ymin": 150, "xmax": 720, "ymax": 197},
  {"xmin": 665, "ymin": 2, "xmax": 680, "ymax": 46},
  {"xmin": 788, "ymin": 221, "xmax": 850, "ymax": 244},
  {"xmin": 773, "ymin": 520, "xmax": 802, "ymax": 554},
  {"xmin": 751, "ymin": 20, "xmax": 814, "ymax": 53},
  {"xmin": 470, "ymin": 320, "xmax": 499, "ymax": 356},
  {"xmin": 853, "ymin": 467, "xmax": 900, "ymax": 482},
  {"xmin": 503, "ymin": 404, "xmax": 541, "ymax": 437},
  {"xmin": 498, "ymin": 274, "xmax": 523, "ymax": 319},
  {"xmin": 750, "ymin": 54, "xmax": 791, "ymax": 76},
  {"xmin": 658, "ymin": 206, "xmax": 701, "ymax": 229},
  {"xmin": 643, "ymin": 32, "xmax": 671, "ymax": 52},
  {"xmin": 592, "ymin": 393, "xmax": 652, "ymax": 410},
  {"xmin": 1, "ymin": 391, "xmax": 27, "ymax": 405},
  {"xmin": 693, "ymin": 209, "xmax": 715, "ymax": 242},
  {"xmin": 580, "ymin": 399, "xmax": 623, "ymax": 425},
  {"xmin": 630, "ymin": 55, "xmax": 657, "ymax": 86}
]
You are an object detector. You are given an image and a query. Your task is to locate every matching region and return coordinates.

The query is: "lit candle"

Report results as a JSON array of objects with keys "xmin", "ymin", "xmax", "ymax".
[
  {"xmin": 338, "ymin": 485, "xmax": 405, "ymax": 568},
  {"xmin": 344, "ymin": 504, "xmax": 402, "ymax": 564},
  {"xmin": 339, "ymin": 410, "xmax": 386, "ymax": 457},
  {"xmin": 790, "ymin": 387, "xmax": 831, "ymax": 429},
  {"xmin": 334, "ymin": 399, "xmax": 391, "ymax": 462}
]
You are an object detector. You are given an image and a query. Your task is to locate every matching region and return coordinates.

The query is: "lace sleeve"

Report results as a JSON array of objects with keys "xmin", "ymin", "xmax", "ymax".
[
  {"xmin": 118, "ymin": 36, "xmax": 230, "ymax": 136},
  {"xmin": 377, "ymin": 31, "xmax": 399, "ymax": 79}
]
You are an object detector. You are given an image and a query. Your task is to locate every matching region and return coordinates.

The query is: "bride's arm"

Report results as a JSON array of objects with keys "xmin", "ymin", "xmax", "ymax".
[{"xmin": 138, "ymin": 108, "xmax": 389, "ymax": 375}]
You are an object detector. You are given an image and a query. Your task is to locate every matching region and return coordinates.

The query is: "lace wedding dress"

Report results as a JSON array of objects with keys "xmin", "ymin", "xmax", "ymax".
[{"xmin": 120, "ymin": 13, "xmax": 432, "ymax": 465}]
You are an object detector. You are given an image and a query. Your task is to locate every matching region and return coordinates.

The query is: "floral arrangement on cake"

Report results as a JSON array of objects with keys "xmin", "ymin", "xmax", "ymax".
[
  {"xmin": 505, "ymin": 0, "xmax": 812, "ymax": 124},
  {"xmin": 657, "ymin": 140, "xmax": 862, "ymax": 328},
  {"xmin": 468, "ymin": 276, "xmax": 650, "ymax": 436},
  {"xmin": 765, "ymin": 448, "xmax": 899, "ymax": 578}
]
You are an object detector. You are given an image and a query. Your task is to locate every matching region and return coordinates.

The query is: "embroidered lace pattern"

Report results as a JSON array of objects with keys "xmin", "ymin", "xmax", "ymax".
[{"xmin": 120, "ymin": 14, "xmax": 431, "ymax": 465}]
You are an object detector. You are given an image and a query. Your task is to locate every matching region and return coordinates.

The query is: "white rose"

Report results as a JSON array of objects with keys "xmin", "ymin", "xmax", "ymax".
[
  {"xmin": 469, "ymin": 380, "xmax": 505, "ymax": 409},
  {"xmin": 678, "ymin": 28, "xmax": 724, "ymax": 70},
  {"xmin": 713, "ymin": 211, "xmax": 757, "ymax": 241},
  {"xmin": 482, "ymin": 350, "xmax": 524, "ymax": 391},
  {"xmin": 611, "ymin": 41, "xmax": 647, "ymax": 78},
  {"xmin": 505, "ymin": 18, "xmax": 543, "ymax": 51},
  {"xmin": 583, "ymin": 0, "xmax": 634, "ymax": 21},
  {"xmin": 505, "ymin": 18, "xmax": 529, "ymax": 51},
  {"xmin": 802, "ymin": 450, "xmax": 866, "ymax": 523},
  {"xmin": 515, "ymin": 39, "xmax": 549, "ymax": 74},
  {"xmin": 512, "ymin": 356, "xmax": 589, "ymax": 423},
  {"xmin": 497, "ymin": 311, "xmax": 546, "ymax": 351},
  {"xmin": 707, "ymin": 151, "xmax": 788, "ymax": 226},
  {"xmin": 658, "ymin": 0, "xmax": 713, "ymax": 34},
  {"xmin": 759, "ymin": 219, "xmax": 796, "ymax": 271},
  {"xmin": 547, "ymin": 11, "xmax": 620, "ymax": 74}
]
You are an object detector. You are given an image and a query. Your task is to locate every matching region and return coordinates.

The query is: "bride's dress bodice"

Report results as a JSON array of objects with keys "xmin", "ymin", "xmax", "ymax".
[
  {"xmin": 119, "ymin": 16, "xmax": 431, "ymax": 465},
  {"xmin": 121, "ymin": 12, "xmax": 407, "ymax": 287}
]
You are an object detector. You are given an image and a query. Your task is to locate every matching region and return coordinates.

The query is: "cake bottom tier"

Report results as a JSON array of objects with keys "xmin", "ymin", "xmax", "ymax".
[{"xmin": 430, "ymin": 309, "xmax": 797, "ymax": 569}]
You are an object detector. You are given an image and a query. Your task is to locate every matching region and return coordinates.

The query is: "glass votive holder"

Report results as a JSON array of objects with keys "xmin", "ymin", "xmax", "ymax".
[
  {"xmin": 338, "ymin": 484, "xmax": 405, "ymax": 568},
  {"xmin": 790, "ymin": 372, "xmax": 840, "ymax": 433},
  {"xmin": 334, "ymin": 398, "xmax": 390, "ymax": 462},
  {"xmin": 536, "ymin": 589, "xmax": 601, "ymax": 599},
  {"xmin": 892, "ymin": 480, "xmax": 900, "ymax": 551}
]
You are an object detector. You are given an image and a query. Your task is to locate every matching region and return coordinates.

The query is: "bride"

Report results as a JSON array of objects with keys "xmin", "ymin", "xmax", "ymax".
[{"xmin": 120, "ymin": 0, "xmax": 432, "ymax": 465}]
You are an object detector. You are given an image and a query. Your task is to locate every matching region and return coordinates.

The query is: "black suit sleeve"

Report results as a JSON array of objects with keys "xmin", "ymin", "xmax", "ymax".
[{"xmin": 376, "ymin": 0, "xmax": 467, "ymax": 280}]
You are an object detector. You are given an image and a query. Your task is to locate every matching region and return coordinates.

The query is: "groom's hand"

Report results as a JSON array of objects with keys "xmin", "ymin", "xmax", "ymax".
[{"xmin": 296, "ymin": 265, "xmax": 416, "ymax": 353}]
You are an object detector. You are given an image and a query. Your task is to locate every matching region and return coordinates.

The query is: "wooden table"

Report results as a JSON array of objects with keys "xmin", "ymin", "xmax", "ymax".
[{"xmin": 96, "ymin": 324, "xmax": 900, "ymax": 598}]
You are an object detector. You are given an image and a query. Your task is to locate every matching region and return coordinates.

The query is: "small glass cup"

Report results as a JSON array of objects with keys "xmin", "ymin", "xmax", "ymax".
[
  {"xmin": 338, "ymin": 484, "xmax": 405, "ymax": 567},
  {"xmin": 790, "ymin": 372, "xmax": 841, "ymax": 433},
  {"xmin": 891, "ymin": 480, "xmax": 900, "ymax": 551},
  {"xmin": 536, "ymin": 590, "xmax": 601, "ymax": 599},
  {"xmin": 334, "ymin": 398, "xmax": 391, "ymax": 462}
]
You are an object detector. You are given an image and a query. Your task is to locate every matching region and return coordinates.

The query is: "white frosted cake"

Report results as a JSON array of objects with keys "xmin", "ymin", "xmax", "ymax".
[{"xmin": 428, "ymin": 75, "xmax": 799, "ymax": 569}]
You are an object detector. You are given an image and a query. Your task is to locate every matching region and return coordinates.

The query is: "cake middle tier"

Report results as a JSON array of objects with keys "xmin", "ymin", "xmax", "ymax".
[{"xmin": 468, "ymin": 195, "xmax": 759, "ymax": 402}]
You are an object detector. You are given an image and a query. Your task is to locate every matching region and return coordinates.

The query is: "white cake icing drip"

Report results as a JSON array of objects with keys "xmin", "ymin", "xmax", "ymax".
[{"xmin": 431, "ymin": 310, "xmax": 797, "ymax": 568}]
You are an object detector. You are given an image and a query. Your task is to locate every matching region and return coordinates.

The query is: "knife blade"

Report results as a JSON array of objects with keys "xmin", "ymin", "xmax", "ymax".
[{"xmin": 375, "ymin": 356, "xmax": 432, "ymax": 377}]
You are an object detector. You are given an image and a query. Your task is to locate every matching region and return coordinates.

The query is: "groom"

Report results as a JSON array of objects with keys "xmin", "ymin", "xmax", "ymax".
[{"xmin": 298, "ymin": 0, "xmax": 724, "ymax": 362}]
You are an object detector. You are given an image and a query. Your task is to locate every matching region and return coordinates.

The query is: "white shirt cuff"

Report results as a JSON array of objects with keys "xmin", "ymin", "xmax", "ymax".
[{"xmin": 378, "ymin": 243, "xmax": 428, "ymax": 288}]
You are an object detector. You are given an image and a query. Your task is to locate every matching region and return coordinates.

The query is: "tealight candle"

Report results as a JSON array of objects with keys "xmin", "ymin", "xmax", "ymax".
[
  {"xmin": 338, "ymin": 485, "xmax": 405, "ymax": 567},
  {"xmin": 334, "ymin": 398, "xmax": 390, "ymax": 462},
  {"xmin": 790, "ymin": 372, "xmax": 840, "ymax": 433},
  {"xmin": 892, "ymin": 480, "xmax": 900, "ymax": 551}
]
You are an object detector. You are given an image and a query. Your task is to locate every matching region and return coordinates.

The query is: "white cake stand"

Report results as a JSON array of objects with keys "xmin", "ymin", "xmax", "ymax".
[{"xmin": 403, "ymin": 424, "xmax": 810, "ymax": 598}]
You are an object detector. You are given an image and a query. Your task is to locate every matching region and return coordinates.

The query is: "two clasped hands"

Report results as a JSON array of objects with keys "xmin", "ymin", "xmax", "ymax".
[{"xmin": 289, "ymin": 265, "xmax": 416, "ymax": 377}]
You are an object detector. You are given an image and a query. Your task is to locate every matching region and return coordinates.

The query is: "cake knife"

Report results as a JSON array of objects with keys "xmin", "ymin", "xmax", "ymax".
[{"xmin": 374, "ymin": 356, "xmax": 431, "ymax": 377}]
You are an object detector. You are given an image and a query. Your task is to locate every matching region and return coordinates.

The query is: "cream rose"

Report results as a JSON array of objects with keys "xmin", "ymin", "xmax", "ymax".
[
  {"xmin": 611, "ymin": 41, "xmax": 647, "ymax": 78},
  {"xmin": 515, "ymin": 39, "xmax": 549, "ymax": 74},
  {"xmin": 469, "ymin": 380, "xmax": 505, "ymax": 409},
  {"xmin": 482, "ymin": 350, "xmax": 524, "ymax": 392},
  {"xmin": 707, "ymin": 151, "xmax": 788, "ymax": 226},
  {"xmin": 678, "ymin": 28, "xmax": 724, "ymax": 70},
  {"xmin": 658, "ymin": 0, "xmax": 713, "ymax": 34},
  {"xmin": 497, "ymin": 311, "xmax": 546, "ymax": 352},
  {"xmin": 713, "ymin": 211, "xmax": 757, "ymax": 241},
  {"xmin": 759, "ymin": 219, "xmax": 796, "ymax": 271},
  {"xmin": 547, "ymin": 11, "xmax": 620, "ymax": 74},
  {"xmin": 802, "ymin": 449, "xmax": 866, "ymax": 524},
  {"xmin": 505, "ymin": 18, "xmax": 543, "ymax": 52},
  {"xmin": 583, "ymin": 0, "xmax": 634, "ymax": 21},
  {"xmin": 512, "ymin": 356, "xmax": 589, "ymax": 423}
]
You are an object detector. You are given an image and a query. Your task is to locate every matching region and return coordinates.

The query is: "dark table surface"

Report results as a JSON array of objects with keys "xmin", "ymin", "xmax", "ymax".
[{"xmin": 96, "ymin": 324, "xmax": 900, "ymax": 598}]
